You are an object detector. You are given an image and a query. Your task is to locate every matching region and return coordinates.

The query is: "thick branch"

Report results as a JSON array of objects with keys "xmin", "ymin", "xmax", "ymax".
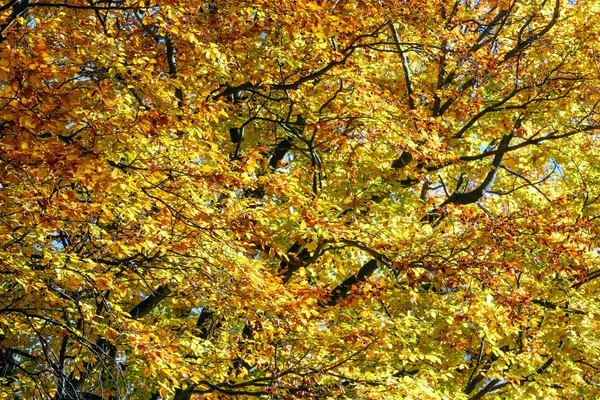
[
  {"xmin": 452, "ymin": 87, "xmax": 528, "ymax": 139},
  {"xmin": 453, "ymin": 133, "xmax": 513, "ymax": 205},
  {"xmin": 134, "ymin": 14, "xmax": 183, "ymax": 108},
  {"xmin": 572, "ymin": 268, "xmax": 600, "ymax": 289},
  {"xmin": 278, "ymin": 242, "xmax": 311, "ymax": 284},
  {"xmin": 214, "ymin": 25, "xmax": 388, "ymax": 100},
  {"xmin": 532, "ymin": 299, "xmax": 586, "ymax": 315},
  {"xmin": 460, "ymin": 125, "xmax": 598, "ymax": 164},
  {"xmin": 468, "ymin": 9, "xmax": 509, "ymax": 54},
  {"xmin": 503, "ymin": 0, "xmax": 560, "ymax": 62},
  {"xmin": 128, "ymin": 284, "xmax": 172, "ymax": 319},
  {"xmin": 0, "ymin": 0, "xmax": 29, "ymax": 42},
  {"xmin": 391, "ymin": 151, "xmax": 413, "ymax": 170},
  {"xmin": 324, "ymin": 259, "xmax": 378, "ymax": 306},
  {"xmin": 269, "ymin": 138, "xmax": 293, "ymax": 169},
  {"xmin": 423, "ymin": 134, "xmax": 512, "ymax": 225},
  {"xmin": 165, "ymin": 36, "xmax": 184, "ymax": 108},
  {"xmin": 270, "ymin": 48, "xmax": 357, "ymax": 91},
  {"xmin": 30, "ymin": 2, "xmax": 145, "ymax": 10},
  {"xmin": 438, "ymin": 77, "xmax": 476, "ymax": 116},
  {"xmin": 468, "ymin": 378, "xmax": 501, "ymax": 400},
  {"xmin": 390, "ymin": 23, "xmax": 414, "ymax": 110},
  {"xmin": 196, "ymin": 308, "xmax": 217, "ymax": 339}
]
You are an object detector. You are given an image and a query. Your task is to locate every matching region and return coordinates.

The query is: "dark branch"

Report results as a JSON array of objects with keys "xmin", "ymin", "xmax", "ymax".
[
  {"xmin": 532, "ymin": 299, "xmax": 586, "ymax": 315},
  {"xmin": 324, "ymin": 260, "xmax": 379, "ymax": 306},
  {"xmin": 30, "ymin": 2, "xmax": 145, "ymax": 10},
  {"xmin": 453, "ymin": 133, "xmax": 513, "ymax": 205},
  {"xmin": 128, "ymin": 284, "xmax": 172, "ymax": 319},
  {"xmin": 269, "ymin": 138, "xmax": 293, "ymax": 169},
  {"xmin": 390, "ymin": 23, "xmax": 415, "ymax": 110},
  {"xmin": 503, "ymin": 0, "xmax": 560, "ymax": 61}
]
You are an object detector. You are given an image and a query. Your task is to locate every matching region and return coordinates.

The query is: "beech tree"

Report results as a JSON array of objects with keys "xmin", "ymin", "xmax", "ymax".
[{"xmin": 2, "ymin": 0, "xmax": 600, "ymax": 399}]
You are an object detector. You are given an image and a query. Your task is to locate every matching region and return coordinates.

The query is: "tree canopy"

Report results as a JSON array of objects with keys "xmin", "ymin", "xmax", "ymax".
[{"xmin": 2, "ymin": 0, "xmax": 600, "ymax": 399}]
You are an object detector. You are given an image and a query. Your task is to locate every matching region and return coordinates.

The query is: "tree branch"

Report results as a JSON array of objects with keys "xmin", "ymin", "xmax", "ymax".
[
  {"xmin": 503, "ymin": 0, "xmax": 561, "ymax": 62},
  {"xmin": 128, "ymin": 284, "xmax": 172, "ymax": 319},
  {"xmin": 390, "ymin": 23, "xmax": 415, "ymax": 110},
  {"xmin": 324, "ymin": 259, "xmax": 379, "ymax": 306}
]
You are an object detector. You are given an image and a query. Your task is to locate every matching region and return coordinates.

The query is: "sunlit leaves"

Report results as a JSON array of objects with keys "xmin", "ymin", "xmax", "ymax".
[{"xmin": 1, "ymin": 0, "xmax": 600, "ymax": 399}]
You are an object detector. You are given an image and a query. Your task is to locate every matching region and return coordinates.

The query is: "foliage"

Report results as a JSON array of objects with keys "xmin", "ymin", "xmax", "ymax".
[{"xmin": 1, "ymin": 0, "xmax": 600, "ymax": 399}]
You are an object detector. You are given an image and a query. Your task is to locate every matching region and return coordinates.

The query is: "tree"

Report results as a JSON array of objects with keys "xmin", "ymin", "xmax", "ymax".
[{"xmin": 1, "ymin": 0, "xmax": 600, "ymax": 398}]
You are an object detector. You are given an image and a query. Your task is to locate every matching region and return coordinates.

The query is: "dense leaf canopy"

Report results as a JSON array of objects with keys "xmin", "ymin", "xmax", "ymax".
[{"xmin": 2, "ymin": 0, "xmax": 600, "ymax": 399}]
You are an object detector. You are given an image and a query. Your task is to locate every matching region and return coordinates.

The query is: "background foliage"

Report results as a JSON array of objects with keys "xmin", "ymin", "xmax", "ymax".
[{"xmin": 1, "ymin": 0, "xmax": 600, "ymax": 399}]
